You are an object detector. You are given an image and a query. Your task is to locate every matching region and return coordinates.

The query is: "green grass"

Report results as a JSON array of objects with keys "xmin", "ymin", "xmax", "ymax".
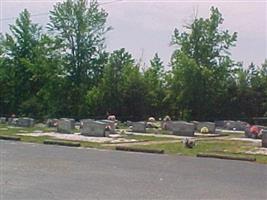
[
  {"xmin": 0, "ymin": 123, "xmax": 101, "ymax": 149},
  {"xmin": 123, "ymin": 134, "xmax": 177, "ymax": 142},
  {"xmin": 131, "ymin": 140, "xmax": 253, "ymax": 155},
  {"xmin": 0, "ymin": 124, "xmax": 56, "ymax": 136},
  {"xmin": 44, "ymin": 139, "xmax": 81, "ymax": 147},
  {"xmin": 130, "ymin": 140, "xmax": 267, "ymax": 164},
  {"xmin": 1, "ymin": 123, "xmax": 267, "ymax": 164}
]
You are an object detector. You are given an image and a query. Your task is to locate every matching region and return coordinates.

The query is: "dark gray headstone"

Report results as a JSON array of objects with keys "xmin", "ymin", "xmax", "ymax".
[
  {"xmin": 168, "ymin": 121, "xmax": 195, "ymax": 137},
  {"xmin": 215, "ymin": 120, "xmax": 226, "ymax": 128},
  {"xmin": 191, "ymin": 121, "xmax": 199, "ymax": 127},
  {"xmin": 224, "ymin": 120, "xmax": 249, "ymax": 131},
  {"xmin": 196, "ymin": 122, "xmax": 216, "ymax": 134},
  {"xmin": 132, "ymin": 122, "xmax": 146, "ymax": 133},
  {"xmin": 17, "ymin": 118, "xmax": 35, "ymax": 127}
]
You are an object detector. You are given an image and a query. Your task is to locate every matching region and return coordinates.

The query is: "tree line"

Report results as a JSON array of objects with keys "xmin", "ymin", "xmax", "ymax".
[{"xmin": 0, "ymin": 0, "xmax": 266, "ymax": 121}]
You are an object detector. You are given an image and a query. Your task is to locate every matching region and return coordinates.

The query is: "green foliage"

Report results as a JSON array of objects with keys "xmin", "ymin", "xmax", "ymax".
[
  {"xmin": 169, "ymin": 7, "xmax": 239, "ymax": 120},
  {"xmin": 144, "ymin": 53, "xmax": 168, "ymax": 117},
  {"xmin": 0, "ymin": 10, "xmax": 61, "ymax": 118},
  {"xmin": 86, "ymin": 48, "xmax": 148, "ymax": 120},
  {"xmin": 0, "ymin": 3, "xmax": 266, "ymax": 121},
  {"xmin": 48, "ymin": 0, "xmax": 110, "ymax": 118}
]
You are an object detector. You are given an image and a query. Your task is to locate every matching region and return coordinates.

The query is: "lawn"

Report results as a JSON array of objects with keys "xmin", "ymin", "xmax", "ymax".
[
  {"xmin": 129, "ymin": 139, "xmax": 267, "ymax": 164},
  {"xmin": 1, "ymin": 123, "xmax": 267, "ymax": 164},
  {"xmin": 123, "ymin": 133, "xmax": 177, "ymax": 142}
]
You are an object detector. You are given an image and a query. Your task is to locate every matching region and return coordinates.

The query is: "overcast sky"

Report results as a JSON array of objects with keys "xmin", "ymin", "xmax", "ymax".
[{"xmin": 0, "ymin": 0, "xmax": 266, "ymax": 67}]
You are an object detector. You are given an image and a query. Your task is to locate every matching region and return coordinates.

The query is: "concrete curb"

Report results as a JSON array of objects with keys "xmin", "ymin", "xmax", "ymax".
[
  {"xmin": 197, "ymin": 153, "xmax": 256, "ymax": 162},
  {"xmin": 116, "ymin": 146, "xmax": 164, "ymax": 154},
  {"xmin": 0, "ymin": 135, "xmax": 21, "ymax": 141},
  {"xmin": 43, "ymin": 140, "xmax": 81, "ymax": 147}
]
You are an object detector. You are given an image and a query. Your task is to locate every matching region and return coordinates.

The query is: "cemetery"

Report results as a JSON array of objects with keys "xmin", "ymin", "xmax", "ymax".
[{"xmin": 0, "ymin": 115, "xmax": 267, "ymax": 164}]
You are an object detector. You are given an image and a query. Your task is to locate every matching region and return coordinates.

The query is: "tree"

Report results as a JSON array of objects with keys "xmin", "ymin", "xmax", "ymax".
[
  {"xmin": 120, "ymin": 63, "xmax": 148, "ymax": 121},
  {"xmin": 48, "ymin": 0, "xmax": 111, "ymax": 118},
  {"xmin": 87, "ymin": 48, "xmax": 148, "ymax": 120},
  {"xmin": 144, "ymin": 53, "xmax": 166, "ymax": 117},
  {"xmin": 234, "ymin": 62, "xmax": 267, "ymax": 118},
  {"xmin": 87, "ymin": 48, "xmax": 134, "ymax": 116},
  {"xmin": 0, "ymin": 9, "xmax": 60, "ymax": 118},
  {"xmin": 170, "ymin": 7, "xmax": 238, "ymax": 120}
]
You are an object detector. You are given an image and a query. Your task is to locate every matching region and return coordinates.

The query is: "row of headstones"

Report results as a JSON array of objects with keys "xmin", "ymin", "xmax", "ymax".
[
  {"xmin": 132, "ymin": 120, "xmax": 256, "ymax": 135},
  {"xmin": 56, "ymin": 118, "xmax": 116, "ymax": 137},
  {"xmin": 132, "ymin": 121, "xmax": 267, "ymax": 148},
  {"xmin": 214, "ymin": 120, "xmax": 249, "ymax": 131},
  {"xmin": 0, "ymin": 117, "xmax": 34, "ymax": 127},
  {"xmin": 132, "ymin": 121, "xmax": 216, "ymax": 136}
]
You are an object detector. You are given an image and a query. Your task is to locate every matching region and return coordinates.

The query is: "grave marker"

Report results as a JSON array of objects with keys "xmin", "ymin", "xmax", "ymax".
[
  {"xmin": 57, "ymin": 118, "xmax": 75, "ymax": 134},
  {"xmin": 196, "ymin": 122, "xmax": 216, "ymax": 134},
  {"xmin": 80, "ymin": 119, "xmax": 109, "ymax": 137},
  {"xmin": 132, "ymin": 122, "xmax": 146, "ymax": 133},
  {"xmin": 169, "ymin": 121, "xmax": 195, "ymax": 137},
  {"xmin": 0, "ymin": 117, "xmax": 6, "ymax": 124},
  {"xmin": 262, "ymin": 130, "xmax": 267, "ymax": 148}
]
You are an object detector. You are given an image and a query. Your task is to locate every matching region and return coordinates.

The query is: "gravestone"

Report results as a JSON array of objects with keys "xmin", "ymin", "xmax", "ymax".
[
  {"xmin": 224, "ymin": 120, "xmax": 249, "ymax": 131},
  {"xmin": 196, "ymin": 122, "xmax": 216, "ymax": 134},
  {"xmin": 17, "ymin": 118, "xmax": 34, "ymax": 127},
  {"xmin": 80, "ymin": 119, "xmax": 109, "ymax": 137},
  {"xmin": 215, "ymin": 120, "xmax": 226, "ymax": 128},
  {"xmin": 132, "ymin": 122, "xmax": 146, "ymax": 133},
  {"xmin": 126, "ymin": 120, "xmax": 133, "ymax": 127},
  {"xmin": 100, "ymin": 119, "xmax": 116, "ymax": 134},
  {"xmin": 8, "ymin": 118, "xmax": 19, "ymax": 126},
  {"xmin": 46, "ymin": 118, "xmax": 59, "ymax": 127},
  {"xmin": 57, "ymin": 118, "xmax": 75, "ymax": 134},
  {"xmin": 0, "ymin": 117, "xmax": 6, "ymax": 124},
  {"xmin": 262, "ymin": 130, "xmax": 267, "ymax": 148},
  {"xmin": 169, "ymin": 121, "xmax": 195, "ymax": 137},
  {"xmin": 191, "ymin": 121, "xmax": 199, "ymax": 127},
  {"xmin": 161, "ymin": 120, "xmax": 173, "ymax": 130}
]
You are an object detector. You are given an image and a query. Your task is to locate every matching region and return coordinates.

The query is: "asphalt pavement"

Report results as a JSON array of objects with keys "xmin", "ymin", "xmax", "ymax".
[{"xmin": 1, "ymin": 140, "xmax": 267, "ymax": 200}]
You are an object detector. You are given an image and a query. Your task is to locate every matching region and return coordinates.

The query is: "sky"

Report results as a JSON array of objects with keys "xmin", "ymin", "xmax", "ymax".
[{"xmin": 0, "ymin": 0, "xmax": 266, "ymax": 67}]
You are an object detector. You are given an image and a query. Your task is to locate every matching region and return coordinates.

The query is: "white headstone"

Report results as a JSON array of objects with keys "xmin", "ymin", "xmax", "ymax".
[{"xmin": 80, "ymin": 119, "xmax": 108, "ymax": 137}]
